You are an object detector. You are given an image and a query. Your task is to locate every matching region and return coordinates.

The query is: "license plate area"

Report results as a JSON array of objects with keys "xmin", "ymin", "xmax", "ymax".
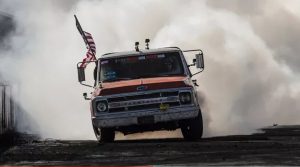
[
  {"xmin": 137, "ymin": 116, "xmax": 154, "ymax": 125},
  {"xmin": 160, "ymin": 103, "xmax": 170, "ymax": 111}
]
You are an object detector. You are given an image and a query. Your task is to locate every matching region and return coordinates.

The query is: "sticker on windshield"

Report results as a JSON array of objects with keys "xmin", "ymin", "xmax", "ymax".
[
  {"xmin": 138, "ymin": 56, "xmax": 146, "ymax": 60},
  {"xmin": 104, "ymin": 71, "xmax": 117, "ymax": 80},
  {"xmin": 157, "ymin": 54, "xmax": 165, "ymax": 58},
  {"xmin": 101, "ymin": 60, "xmax": 109, "ymax": 64}
]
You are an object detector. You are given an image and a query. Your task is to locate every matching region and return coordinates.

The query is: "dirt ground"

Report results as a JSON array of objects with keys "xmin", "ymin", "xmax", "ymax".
[{"xmin": 1, "ymin": 125, "xmax": 300, "ymax": 166}]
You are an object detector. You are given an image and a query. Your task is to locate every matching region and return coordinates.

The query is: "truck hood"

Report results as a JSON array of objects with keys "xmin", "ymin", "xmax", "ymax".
[{"xmin": 96, "ymin": 76, "xmax": 191, "ymax": 96}]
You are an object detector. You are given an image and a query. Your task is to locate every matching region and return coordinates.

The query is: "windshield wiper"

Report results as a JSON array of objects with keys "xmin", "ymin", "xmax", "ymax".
[
  {"xmin": 102, "ymin": 78, "xmax": 133, "ymax": 82},
  {"xmin": 134, "ymin": 74, "xmax": 172, "ymax": 79}
]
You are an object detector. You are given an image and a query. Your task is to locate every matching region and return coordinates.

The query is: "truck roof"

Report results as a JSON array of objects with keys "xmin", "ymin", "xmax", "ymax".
[{"xmin": 100, "ymin": 47, "xmax": 181, "ymax": 59}]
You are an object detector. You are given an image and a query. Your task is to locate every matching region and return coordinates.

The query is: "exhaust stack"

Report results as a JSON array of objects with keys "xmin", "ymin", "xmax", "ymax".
[
  {"xmin": 145, "ymin": 39, "xmax": 150, "ymax": 50},
  {"xmin": 135, "ymin": 42, "xmax": 139, "ymax": 52}
]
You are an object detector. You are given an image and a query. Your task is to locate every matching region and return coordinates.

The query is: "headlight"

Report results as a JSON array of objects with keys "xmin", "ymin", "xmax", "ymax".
[
  {"xmin": 96, "ymin": 101, "xmax": 108, "ymax": 112},
  {"xmin": 179, "ymin": 92, "xmax": 192, "ymax": 104}
]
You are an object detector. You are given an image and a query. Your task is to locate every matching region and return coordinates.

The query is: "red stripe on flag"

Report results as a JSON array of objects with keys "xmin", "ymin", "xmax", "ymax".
[
  {"xmin": 80, "ymin": 50, "xmax": 96, "ymax": 68},
  {"xmin": 80, "ymin": 31, "xmax": 96, "ymax": 68}
]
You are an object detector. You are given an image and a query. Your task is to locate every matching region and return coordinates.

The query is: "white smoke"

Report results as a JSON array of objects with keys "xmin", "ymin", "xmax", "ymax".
[{"xmin": 0, "ymin": 0, "xmax": 300, "ymax": 139}]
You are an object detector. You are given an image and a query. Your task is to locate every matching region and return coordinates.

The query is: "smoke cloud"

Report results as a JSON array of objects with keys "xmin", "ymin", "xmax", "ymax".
[{"xmin": 0, "ymin": 0, "xmax": 300, "ymax": 139}]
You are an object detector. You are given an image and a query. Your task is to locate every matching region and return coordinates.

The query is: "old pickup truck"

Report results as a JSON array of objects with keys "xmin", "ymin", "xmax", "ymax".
[{"xmin": 77, "ymin": 42, "xmax": 204, "ymax": 142}]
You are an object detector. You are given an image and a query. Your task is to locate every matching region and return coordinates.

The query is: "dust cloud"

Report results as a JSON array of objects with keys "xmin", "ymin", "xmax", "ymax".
[{"xmin": 0, "ymin": 0, "xmax": 300, "ymax": 139}]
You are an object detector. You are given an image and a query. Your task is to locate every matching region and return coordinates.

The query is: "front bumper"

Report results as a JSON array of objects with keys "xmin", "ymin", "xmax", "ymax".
[{"xmin": 92, "ymin": 105, "xmax": 199, "ymax": 128}]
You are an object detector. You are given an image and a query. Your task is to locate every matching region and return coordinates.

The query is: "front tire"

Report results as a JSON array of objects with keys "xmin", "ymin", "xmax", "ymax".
[
  {"xmin": 93, "ymin": 126, "xmax": 115, "ymax": 142},
  {"xmin": 180, "ymin": 110, "xmax": 203, "ymax": 141}
]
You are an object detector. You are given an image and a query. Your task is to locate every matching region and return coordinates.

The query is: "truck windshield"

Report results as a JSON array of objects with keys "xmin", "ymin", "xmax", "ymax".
[{"xmin": 100, "ymin": 52, "xmax": 184, "ymax": 82}]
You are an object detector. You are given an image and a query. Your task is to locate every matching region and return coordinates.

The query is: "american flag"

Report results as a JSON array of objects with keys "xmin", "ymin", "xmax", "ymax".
[
  {"xmin": 80, "ymin": 32, "xmax": 96, "ymax": 68},
  {"xmin": 84, "ymin": 32, "xmax": 96, "ymax": 54},
  {"xmin": 75, "ymin": 15, "xmax": 96, "ymax": 68}
]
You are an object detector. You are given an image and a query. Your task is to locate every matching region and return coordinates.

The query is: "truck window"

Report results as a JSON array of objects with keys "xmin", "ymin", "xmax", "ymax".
[{"xmin": 100, "ymin": 52, "xmax": 185, "ymax": 82}]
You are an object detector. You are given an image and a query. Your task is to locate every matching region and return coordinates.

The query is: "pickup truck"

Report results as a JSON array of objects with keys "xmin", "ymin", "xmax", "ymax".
[{"xmin": 77, "ymin": 44, "xmax": 205, "ymax": 142}]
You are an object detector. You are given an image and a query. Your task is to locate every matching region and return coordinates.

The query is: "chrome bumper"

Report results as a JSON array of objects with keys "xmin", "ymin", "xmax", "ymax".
[{"xmin": 92, "ymin": 105, "xmax": 199, "ymax": 128}]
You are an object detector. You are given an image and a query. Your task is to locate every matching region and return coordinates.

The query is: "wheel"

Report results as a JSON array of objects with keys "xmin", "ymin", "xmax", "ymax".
[
  {"xmin": 180, "ymin": 110, "xmax": 203, "ymax": 141},
  {"xmin": 93, "ymin": 125, "xmax": 115, "ymax": 142}
]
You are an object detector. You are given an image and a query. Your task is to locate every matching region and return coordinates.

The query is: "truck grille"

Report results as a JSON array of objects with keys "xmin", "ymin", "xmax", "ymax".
[
  {"xmin": 107, "ymin": 91, "xmax": 180, "ymax": 112},
  {"xmin": 107, "ymin": 91, "xmax": 179, "ymax": 102}
]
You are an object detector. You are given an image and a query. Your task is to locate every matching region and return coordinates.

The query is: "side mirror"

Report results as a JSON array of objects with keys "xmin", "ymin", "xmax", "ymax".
[
  {"xmin": 195, "ymin": 53, "xmax": 204, "ymax": 69},
  {"xmin": 183, "ymin": 49, "xmax": 205, "ymax": 76},
  {"xmin": 77, "ymin": 67, "xmax": 86, "ymax": 82}
]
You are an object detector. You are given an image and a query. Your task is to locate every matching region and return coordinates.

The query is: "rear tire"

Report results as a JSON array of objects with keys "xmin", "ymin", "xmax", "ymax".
[
  {"xmin": 180, "ymin": 110, "xmax": 203, "ymax": 141},
  {"xmin": 93, "ymin": 126, "xmax": 115, "ymax": 143}
]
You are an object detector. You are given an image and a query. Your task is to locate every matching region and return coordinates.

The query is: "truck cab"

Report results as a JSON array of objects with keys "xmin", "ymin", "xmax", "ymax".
[{"xmin": 77, "ymin": 46, "xmax": 204, "ymax": 142}]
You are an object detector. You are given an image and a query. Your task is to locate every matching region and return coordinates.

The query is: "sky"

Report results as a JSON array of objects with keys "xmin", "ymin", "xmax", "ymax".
[{"xmin": 0, "ymin": 0, "xmax": 300, "ymax": 139}]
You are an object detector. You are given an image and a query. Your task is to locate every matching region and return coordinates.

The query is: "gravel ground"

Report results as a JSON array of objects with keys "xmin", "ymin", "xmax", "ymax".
[{"xmin": 1, "ymin": 125, "xmax": 300, "ymax": 166}]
